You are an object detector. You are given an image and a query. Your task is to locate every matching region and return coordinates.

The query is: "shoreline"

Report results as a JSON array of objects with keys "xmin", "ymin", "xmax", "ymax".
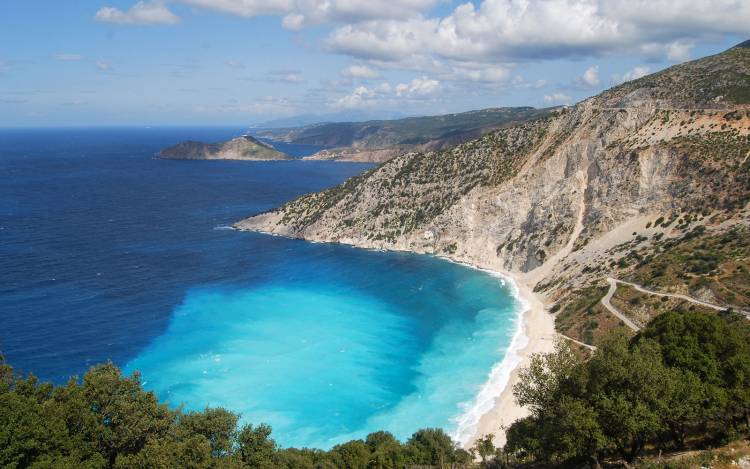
[
  {"xmin": 441, "ymin": 259, "xmax": 557, "ymax": 450},
  {"xmin": 466, "ymin": 271, "xmax": 556, "ymax": 449}
]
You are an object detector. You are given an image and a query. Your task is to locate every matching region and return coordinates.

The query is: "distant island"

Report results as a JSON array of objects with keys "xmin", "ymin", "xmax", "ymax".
[{"xmin": 159, "ymin": 135, "xmax": 292, "ymax": 161}]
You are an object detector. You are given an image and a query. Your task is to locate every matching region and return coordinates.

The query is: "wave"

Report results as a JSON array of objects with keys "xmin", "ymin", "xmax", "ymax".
[{"xmin": 448, "ymin": 267, "xmax": 529, "ymax": 447}]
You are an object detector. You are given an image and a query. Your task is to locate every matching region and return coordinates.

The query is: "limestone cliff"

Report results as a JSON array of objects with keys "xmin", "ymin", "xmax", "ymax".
[
  {"xmin": 160, "ymin": 135, "xmax": 292, "ymax": 161},
  {"xmin": 236, "ymin": 43, "xmax": 750, "ymax": 341}
]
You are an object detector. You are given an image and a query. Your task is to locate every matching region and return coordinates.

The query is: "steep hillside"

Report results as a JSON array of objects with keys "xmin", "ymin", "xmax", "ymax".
[
  {"xmin": 258, "ymin": 107, "xmax": 552, "ymax": 162},
  {"xmin": 159, "ymin": 135, "xmax": 291, "ymax": 161},
  {"xmin": 237, "ymin": 43, "xmax": 750, "ymax": 345}
]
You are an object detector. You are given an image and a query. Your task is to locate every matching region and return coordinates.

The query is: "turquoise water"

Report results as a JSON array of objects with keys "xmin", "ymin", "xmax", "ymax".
[
  {"xmin": 125, "ymin": 260, "xmax": 521, "ymax": 448},
  {"xmin": 1, "ymin": 127, "xmax": 522, "ymax": 449}
]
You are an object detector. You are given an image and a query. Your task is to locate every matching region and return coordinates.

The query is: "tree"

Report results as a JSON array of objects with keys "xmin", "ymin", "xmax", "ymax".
[
  {"xmin": 365, "ymin": 431, "xmax": 406, "ymax": 469},
  {"xmin": 329, "ymin": 440, "xmax": 370, "ymax": 469},
  {"xmin": 177, "ymin": 408, "xmax": 238, "ymax": 457},
  {"xmin": 470, "ymin": 434, "xmax": 496, "ymax": 466},
  {"xmin": 405, "ymin": 428, "xmax": 462, "ymax": 467},
  {"xmin": 237, "ymin": 423, "xmax": 277, "ymax": 468},
  {"xmin": 82, "ymin": 363, "xmax": 174, "ymax": 466}
]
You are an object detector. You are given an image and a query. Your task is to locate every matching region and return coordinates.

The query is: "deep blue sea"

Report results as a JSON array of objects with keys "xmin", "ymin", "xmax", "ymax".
[{"xmin": 0, "ymin": 127, "xmax": 521, "ymax": 449}]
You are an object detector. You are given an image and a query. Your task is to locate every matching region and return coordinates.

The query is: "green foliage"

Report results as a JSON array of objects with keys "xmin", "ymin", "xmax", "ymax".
[
  {"xmin": 0, "ymin": 354, "xmax": 473, "ymax": 468},
  {"xmin": 505, "ymin": 311, "xmax": 750, "ymax": 467}
]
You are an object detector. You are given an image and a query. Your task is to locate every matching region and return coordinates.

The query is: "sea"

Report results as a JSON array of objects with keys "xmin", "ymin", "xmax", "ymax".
[{"xmin": 0, "ymin": 127, "xmax": 523, "ymax": 449}]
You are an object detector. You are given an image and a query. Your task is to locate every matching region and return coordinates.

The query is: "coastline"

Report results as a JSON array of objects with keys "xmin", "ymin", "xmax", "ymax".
[
  {"xmin": 233, "ymin": 225, "xmax": 557, "ymax": 451},
  {"xmin": 443, "ymin": 260, "xmax": 557, "ymax": 450},
  {"xmin": 464, "ymin": 272, "xmax": 556, "ymax": 449}
]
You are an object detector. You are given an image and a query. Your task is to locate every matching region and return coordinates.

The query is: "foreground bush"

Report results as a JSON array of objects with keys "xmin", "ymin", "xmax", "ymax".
[
  {"xmin": 505, "ymin": 310, "xmax": 750, "ymax": 467},
  {"xmin": 0, "ymin": 359, "xmax": 473, "ymax": 468}
]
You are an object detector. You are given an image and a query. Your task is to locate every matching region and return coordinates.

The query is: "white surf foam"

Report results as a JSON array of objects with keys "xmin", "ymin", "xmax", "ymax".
[{"xmin": 447, "ymin": 267, "xmax": 530, "ymax": 447}]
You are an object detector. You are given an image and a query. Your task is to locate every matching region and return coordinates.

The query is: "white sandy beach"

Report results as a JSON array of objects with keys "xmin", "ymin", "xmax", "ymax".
[{"xmin": 458, "ymin": 268, "xmax": 557, "ymax": 450}]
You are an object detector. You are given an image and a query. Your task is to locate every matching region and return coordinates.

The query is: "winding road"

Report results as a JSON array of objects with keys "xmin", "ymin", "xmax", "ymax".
[{"xmin": 600, "ymin": 277, "xmax": 750, "ymax": 331}]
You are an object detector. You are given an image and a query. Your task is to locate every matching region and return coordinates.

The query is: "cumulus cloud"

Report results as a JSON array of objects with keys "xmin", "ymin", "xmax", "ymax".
[
  {"xmin": 96, "ymin": 61, "xmax": 113, "ymax": 71},
  {"xmin": 335, "ymin": 85, "xmax": 377, "ymax": 109},
  {"xmin": 611, "ymin": 65, "xmax": 651, "ymax": 84},
  {"xmin": 177, "ymin": 0, "xmax": 436, "ymax": 29},
  {"xmin": 341, "ymin": 64, "xmax": 380, "ymax": 79},
  {"xmin": 95, "ymin": 1, "xmax": 180, "ymax": 25},
  {"xmin": 579, "ymin": 65, "xmax": 600, "ymax": 87},
  {"xmin": 53, "ymin": 53, "xmax": 83, "ymax": 61},
  {"xmin": 325, "ymin": 0, "xmax": 748, "ymax": 65},
  {"xmin": 335, "ymin": 76, "xmax": 440, "ymax": 109},
  {"xmin": 544, "ymin": 93, "xmax": 572, "ymax": 104},
  {"xmin": 396, "ymin": 76, "xmax": 440, "ymax": 96}
]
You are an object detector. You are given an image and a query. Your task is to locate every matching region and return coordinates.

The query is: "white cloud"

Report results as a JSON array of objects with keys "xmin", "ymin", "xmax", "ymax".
[
  {"xmin": 96, "ymin": 61, "xmax": 113, "ymax": 71},
  {"xmin": 335, "ymin": 76, "xmax": 440, "ymax": 108},
  {"xmin": 397, "ymin": 76, "xmax": 440, "ymax": 96},
  {"xmin": 95, "ymin": 1, "xmax": 180, "ymax": 25},
  {"xmin": 325, "ymin": 0, "xmax": 749, "ymax": 65},
  {"xmin": 53, "ymin": 53, "xmax": 83, "ymax": 61},
  {"xmin": 177, "ymin": 0, "xmax": 437, "ymax": 29},
  {"xmin": 341, "ymin": 64, "xmax": 380, "ymax": 79},
  {"xmin": 544, "ymin": 93, "xmax": 572, "ymax": 104},
  {"xmin": 611, "ymin": 65, "xmax": 651, "ymax": 84},
  {"xmin": 335, "ymin": 85, "xmax": 377, "ymax": 108},
  {"xmin": 580, "ymin": 65, "xmax": 600, "ymax": 87}
]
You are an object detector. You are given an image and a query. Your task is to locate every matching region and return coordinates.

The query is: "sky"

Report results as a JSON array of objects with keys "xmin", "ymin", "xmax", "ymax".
[{"xmin": 0, "ymin": 0, "xmax": 747, "ymax": 127}]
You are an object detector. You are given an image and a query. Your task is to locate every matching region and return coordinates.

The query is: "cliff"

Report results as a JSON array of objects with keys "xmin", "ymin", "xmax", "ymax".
[
  {"xmin": 159, "ymin": 135, "xmax": 292, "ymax": 161},
  {"xmin": 236, "ymin": 43, "xmax": 750, "ymax": 344}
]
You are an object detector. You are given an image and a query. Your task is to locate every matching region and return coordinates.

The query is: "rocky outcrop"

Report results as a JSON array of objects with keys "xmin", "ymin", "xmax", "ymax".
[
  {"xmin": 159, "ymin": 135, "xmax": 292, "ymax": 161},
  {"xmin": 236, "ymin": 44, "xmax": 750, "ymax": 305}
]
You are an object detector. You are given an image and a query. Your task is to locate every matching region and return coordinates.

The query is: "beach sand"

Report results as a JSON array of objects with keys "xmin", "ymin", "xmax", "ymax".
[{"xmin": 461, "ymin": 270, "xmax": 557, "ymax": 450}]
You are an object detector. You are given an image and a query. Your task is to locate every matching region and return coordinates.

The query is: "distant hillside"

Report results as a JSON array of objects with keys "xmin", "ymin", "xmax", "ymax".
[
  {"xmin": 256, "ymin": 107, "xmax": 552, "ymax": 162},
  {"xmin": 159, "ymin": 135, "xmax": 291, "ymax": 161}
]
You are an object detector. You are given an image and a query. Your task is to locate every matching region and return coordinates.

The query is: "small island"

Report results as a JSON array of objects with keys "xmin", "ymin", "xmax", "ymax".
[{"xmin": 159, "ymin": 135, "xmax": 292, "ymax": 161}]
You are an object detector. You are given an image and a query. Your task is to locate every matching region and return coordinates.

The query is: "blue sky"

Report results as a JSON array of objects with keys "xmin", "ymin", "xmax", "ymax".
[{"xmin": 0, "ymin": 1, "xmax": 746, "ymax": 126}]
